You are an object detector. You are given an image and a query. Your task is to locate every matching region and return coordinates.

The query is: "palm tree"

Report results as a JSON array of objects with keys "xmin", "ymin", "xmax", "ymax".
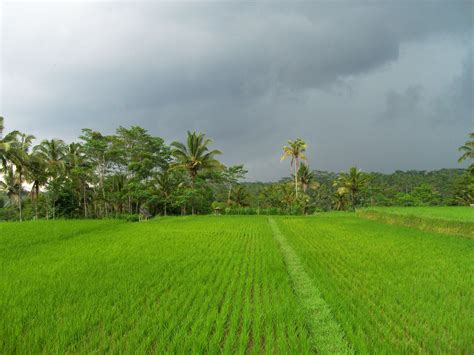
[
  {"xmin": 65, "ymin": 143, "xmax": 83, "ymax": 172},
  {"xmin": 296, "ymin": 163, "xmax": 319, "ymax": 193},
  {"xmin": 154, "ymin": 169, "xmax": 177, "ymax": 216},
  {"xmin": 65, "ymin": 142, "xmax": 91, "ymax": 217},
  {"xmin": 281, "ymin": 138, "xmax": 307, "ymax": 199},
  {"xmin": 333, "ymin": 186, "xmax": 349, "ymax": 211},
  {"xmin": 34, "ymin": 139, "xmax": 67, "ymax": 219},
  {"xmin": 5, "ymin": 131, "xmax": 35, "ymax": 221},
  {"xmin": 109, "ymin": 173, "xmax": 127, "ymax": 214},
  {"xmin": 458, "ymin": 132, "xmax": 474, "ymax": 163},
  {"xmin": 0, "ymin": 116, "xmax": 12, "ymax": 168},
  {"xmin": 171, "ymin": 131, "xmax": 222, "ymax": 214},
  {"xmin": 279, "ymin": 182, "xmax": 296, "ymax": 212},
  {"xmin": 26, "ymin": 152, "xmax": 48, "ymax": 220},
  {"xmin": 0, "ymin": 165, "xmax": 20, "ymax": 209},
  {"xmin": 34, "ymin": 139, "xmax": 67, "ymax": 177},
  {"xmin": 231, "ymin": 185, "xmax": 250, "ymax": 207},
  {"xmin": 458, "ymin": 132, "xmax": 474, "ymax": 175},
  {"xmin": 335, "ymin": 167, "xmax": 369, "ymax": 210}
]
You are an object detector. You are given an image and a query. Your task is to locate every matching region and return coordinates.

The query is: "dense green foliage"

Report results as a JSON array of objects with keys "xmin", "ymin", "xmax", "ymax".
[
  {"xmin": 243, "ymin": 168, "xmax": 471, "ymax": 213},
  {"xmin": 0, "ymin": 116, "xmax": 472, "ymax": 220}
]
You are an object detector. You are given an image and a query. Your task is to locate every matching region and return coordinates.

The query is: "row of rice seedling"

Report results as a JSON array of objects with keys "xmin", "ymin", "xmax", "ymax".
[
  {"xmin": 275, "ymin": 215, "xmax": 474, "ymax": 353},
  {"xmin": 268, "ymin": 217, "xmax": 352, "ymax": 354},
  {"xmin": 0, "ymin": 216, "xmax": 313, "ymax": 353}
]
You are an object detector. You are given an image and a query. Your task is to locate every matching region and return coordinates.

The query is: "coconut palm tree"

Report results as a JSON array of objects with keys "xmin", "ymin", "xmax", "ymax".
[
  {"xmin": 279, "ymin": 182, "xmax": 296, "ymax": 212},
  {"xmin": 333, "ymin": 186, "xmax": 349, "ymax": 211},
  {"xmin": 0, "ymin": 165, "xmax": 20, "ymax": 209},
  {"xmin": 335, "ymin": 167, "xmax": 369, "ymax": 210},
  {"xmin": 34, "ymin": 139, "xmax": 67, "ymax": 177},
  {"xmin": 65, "ymin": 142, "xmax": 94, "ymax": 217},
  {"xmin": 65, "ymin": 143, "xmax": 83, "ymax": 172},
  {"xmin": 33, "ymin": 139, "xmax": 67, "ymax": 219},
  {"xmin": 108, "ymin": 173, "xmax": 128, "ymax": 214},
  {"xmin": 0, "ymin": 116, "xmax": 12, "ymax": 168},
  {"xmin": 458, "ymin": 132, "xmax": 474, "ymax": 175},
  {"xmin": 458, "ymin": 132, "xmax": 474, "ymax": 163},
  {"xmin": 154, "ymin": 169, "xmax": 178, "ymax": 216},
  {"xmin": 5, "ymin": 131, "xmax": 35, "ymax": 221},
  {"xmin": 231, "ymin": 185, "xmax": 250, "ymax": 207},
  {"xmin": 170, "ymin": 131, "xmax": 222, "ymax": 214},
  {"xmin": 281, "ymin": 138, "xmax": 307, "ymax": 199},
  {"xmin": 26, "ymin": 152, "xmax": 48, "ymax": 220},
  {"xmin": 296, "ymin": 163, "xmax": 319, "ymax": 193}
]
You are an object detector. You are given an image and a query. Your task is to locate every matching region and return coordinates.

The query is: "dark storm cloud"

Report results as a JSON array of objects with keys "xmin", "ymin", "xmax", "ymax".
[
  {"xmin": 381, "ymin": 86, "xmax": 423, "ymax": 122},
  {"xmin": 1, "ymin": 1, "xmax": 472, "ymax": 180}
]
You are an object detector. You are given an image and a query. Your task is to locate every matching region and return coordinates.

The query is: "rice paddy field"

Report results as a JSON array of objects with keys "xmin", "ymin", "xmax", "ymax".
[
  {"xmin": 361, "ymin": 206, "xmax": 474, "ymax": 222},
  {"xmin": 1, "ymin": 208, "xmax": 473, "ymax": 353},
  {"xmin": 358, "ymin": 206, "xmax": 474, "ymax": 237}
]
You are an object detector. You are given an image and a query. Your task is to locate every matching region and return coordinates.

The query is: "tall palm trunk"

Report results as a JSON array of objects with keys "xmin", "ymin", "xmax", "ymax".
[
  {"xmin": 294, "ymin": 159, "xmax": 299, "ymax": 199},
  {"xmin": 351, "ymin": 189, "xmax": 358, "ymax": 210},
  {"xmin": 191, "ymin": 173, "xmax": 196, "ymax": 215},
  {"xmin": 83, "ymin": 185, "xmax": 88, "ymax": 218},
  {"xmin": 34, "ymin": 183, "xmax": 39, "ymax": 220},
  {"xmin": 18, "ymin": 168, "xmax": 23, "ymax": 222},
  {"xmin": 45, "ymin": 195, "xmax": 49, "ymax": 220},
  {"xmin": 227, "ymin": 185, "xmax": 232, "ymax": 205},
  {"xmin": 99, "ymin": 160, "xmax": 107, "ymax": 218},
  {"xmin": 52, "ymin": 197, "xmax": 56, "ymax": 219}
]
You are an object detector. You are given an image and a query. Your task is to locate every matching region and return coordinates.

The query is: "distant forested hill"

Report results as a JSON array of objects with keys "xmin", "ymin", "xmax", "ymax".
[{"xmin": 243, "ymin": 169, "xmax": 467, "ymax": 210}]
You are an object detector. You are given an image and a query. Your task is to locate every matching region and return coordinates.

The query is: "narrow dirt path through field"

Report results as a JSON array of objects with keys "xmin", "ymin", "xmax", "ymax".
[{"xmin": 268, "ymin": 217, "xmax": 353, "ymax": 354}]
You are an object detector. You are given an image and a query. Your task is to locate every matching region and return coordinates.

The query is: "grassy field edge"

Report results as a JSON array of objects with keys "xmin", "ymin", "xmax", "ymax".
[
  {"xmin": 357, "ymin": 210, "xmax": 474, "ymax": 238},
  {"xmin": 268, "ymin": 217, "xmax": 353, "ymax": 354}
]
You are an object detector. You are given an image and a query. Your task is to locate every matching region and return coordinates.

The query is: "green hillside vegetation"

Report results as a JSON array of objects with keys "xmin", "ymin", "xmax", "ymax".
[{"xmin": 1, "ymin": 116, "xmax": 473, "ymax": 220}]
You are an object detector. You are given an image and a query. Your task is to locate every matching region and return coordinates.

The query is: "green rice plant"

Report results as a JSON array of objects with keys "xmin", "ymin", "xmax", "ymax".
[
  {"xmin": 0, "ymin": 217, "xmax": 313, "ymax": 353},
  {"xmin": 275, "ymin": 215, "xmax": 474, "ymax": 353},
  {"xmin": 360, "ymin": 206, "xmax": 474, "ymax": 222},
  {"xmin": 1, "ymin": 214, "xmax": 472, "ymax": 353},
  {"xmin": 268, "ymin": 217, "xmax": 352, "ymax": 354},
  {"xmin": 358, "ymin": 207, "xmax": 474, "ymax": 237}
]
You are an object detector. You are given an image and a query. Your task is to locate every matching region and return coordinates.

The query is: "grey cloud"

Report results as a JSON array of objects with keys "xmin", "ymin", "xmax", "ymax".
[
  {"xmin": 1, "ymin": 1, "xmax": 472, "ymax": 180},
  {"xmin": 382, "ymin": 85, "xmax": 423, "ymax": 122},
  {"xmin": 435, "ymin": 57, "xmax": 474, "ymax": 124}
]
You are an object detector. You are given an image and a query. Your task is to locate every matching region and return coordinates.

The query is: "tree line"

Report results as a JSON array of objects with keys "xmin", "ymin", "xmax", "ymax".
[{"xmin": 0, "ymin": 116, "xmax": 472, "ymax": 221}]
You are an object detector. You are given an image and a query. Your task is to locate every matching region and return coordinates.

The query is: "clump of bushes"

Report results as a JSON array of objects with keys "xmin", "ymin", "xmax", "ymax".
[
  {"xmin": 109, "ymin": 213, "xmax": 140, "ymax": 222},
  {"xmin": 217, "ymin": 206, "xmax": 286, "ymax": 215}
]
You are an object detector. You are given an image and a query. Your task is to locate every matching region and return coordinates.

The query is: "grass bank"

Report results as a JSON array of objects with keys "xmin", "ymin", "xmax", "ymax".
[{"xmin": 357, "ymin": 207, "xmax": 473, "ymax": 238}]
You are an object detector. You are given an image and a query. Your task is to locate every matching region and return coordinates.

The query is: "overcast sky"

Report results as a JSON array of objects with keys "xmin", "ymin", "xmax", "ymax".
[{"xmin": 1, "ymin": 1, "xmax": 472, "ymax": 181}]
